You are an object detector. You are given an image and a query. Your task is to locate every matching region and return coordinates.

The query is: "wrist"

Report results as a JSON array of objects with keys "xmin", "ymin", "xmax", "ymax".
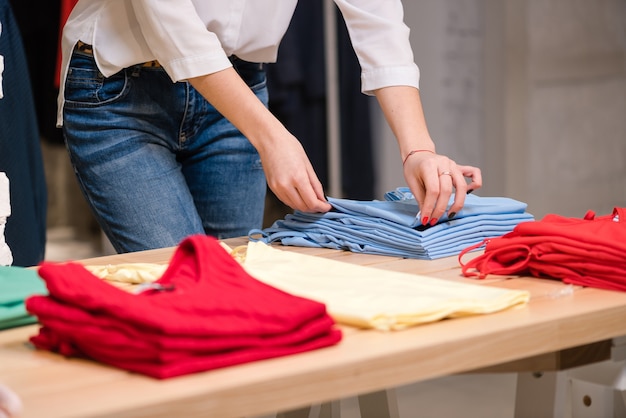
[{"xmin": 402, "ymin": 149, "xmax": 435, "ymax": 166}]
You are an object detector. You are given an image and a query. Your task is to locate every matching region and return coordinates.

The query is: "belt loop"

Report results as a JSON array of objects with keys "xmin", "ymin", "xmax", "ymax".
[{"xmin": 74, "ymin": 41, "xmax": 162, "ymax": 68}]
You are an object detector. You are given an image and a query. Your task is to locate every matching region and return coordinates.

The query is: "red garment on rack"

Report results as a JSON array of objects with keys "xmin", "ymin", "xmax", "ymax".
[
  {"xmin": 26, "ymin": 235, "xmax": 341, "ymax": 379},
  {"xmin": 55, "ymin": 0, "xmax": 79, "ymax": 88},
  {"xmin": 459, "ymin": 207, "xmax": 626, "ymax": 291}
]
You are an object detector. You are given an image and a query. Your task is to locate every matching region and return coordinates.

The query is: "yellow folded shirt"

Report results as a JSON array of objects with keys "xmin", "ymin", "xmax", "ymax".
[
  {"xmin": 84, "ymin": 263, "xmax": 167, "ymax": 284},
  {"xmin": 84, "ymin": 243, "xmax": 235, "ymax": 285},
  {"xmin": 242, "ymin": 241, "xmax": 530, "ymax": 331}
]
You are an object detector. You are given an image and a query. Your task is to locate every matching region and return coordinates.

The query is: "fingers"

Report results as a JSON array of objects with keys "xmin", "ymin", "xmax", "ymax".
[
  {"xmin": 458, "ymin": 165, "xmax": 483, "ymax": 193},
  {"xmin": 419, "ymin": 174, "xmax": 450, "ymax": 226},
  {"xmin": 405, "ymin": 155, "xmax": 482, "ymax": 225},
  {"xmin": 288, "ymin": 184, "xmax": 332, "ymax": 213},
  {"xmin": 259, "ymin": 134, "xmax": 332, "ymax": 214},
  {"xmin": 274, "ymin": 184, "xmax": 331, "ymax": 213},
  {"xmin": 269, "ymin": 163, "xmax": 332, "ymax": 213},
  {"xmin": 0, "ymin": 384, "xmax": 22, "ymax": 418},
  {"xmin": 442, "ymin": 168, "xmax": 467, "ymax": 219},
  {"xmin": 426, "ymin": 169, "xmax": 460, "ymax": 225}
]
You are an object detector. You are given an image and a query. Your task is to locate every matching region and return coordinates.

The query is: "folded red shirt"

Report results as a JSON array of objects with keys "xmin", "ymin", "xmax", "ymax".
[
  {"xmin": 459, "ymin": 207, "xmax": 626, "ymax": 291},
  {"xmin": 27, "ymin": 235, "xmax": 342, "ymax": 378}
]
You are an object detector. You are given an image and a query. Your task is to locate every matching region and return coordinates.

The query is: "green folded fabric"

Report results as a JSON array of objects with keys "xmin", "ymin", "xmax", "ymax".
[{"xmin": 0, "ymin": 266, "xmax": 47, "ymax": 329}]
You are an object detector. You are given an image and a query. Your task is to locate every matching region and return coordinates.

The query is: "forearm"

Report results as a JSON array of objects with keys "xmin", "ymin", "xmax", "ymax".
[
  {"xmin": 374, "ymin": 85, "xmax": 436, "ymax": 160},
  {"xmin": 187, "ymin": 68, "xmax": 287, "ymax": 154},
  {"xmin": 187, "ymin": 67, "xmax": 331, "ymax": 212}
]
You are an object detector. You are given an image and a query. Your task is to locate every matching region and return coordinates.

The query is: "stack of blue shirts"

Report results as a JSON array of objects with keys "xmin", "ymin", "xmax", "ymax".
[{"xmin": 249, "ymin": 188, "xmax": 534, "ymax": 260}]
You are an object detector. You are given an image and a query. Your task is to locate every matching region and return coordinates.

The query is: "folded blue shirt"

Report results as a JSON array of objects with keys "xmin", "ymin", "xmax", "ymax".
[{"xmin": 250, "ymin": 189, "xmax": 534, "ymax": 260}]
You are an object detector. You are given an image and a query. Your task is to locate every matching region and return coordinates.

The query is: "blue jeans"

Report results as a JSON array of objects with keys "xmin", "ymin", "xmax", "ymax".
[{"xmin": 63, "ymin": 51, "xmax": 267, "ymax": 253}]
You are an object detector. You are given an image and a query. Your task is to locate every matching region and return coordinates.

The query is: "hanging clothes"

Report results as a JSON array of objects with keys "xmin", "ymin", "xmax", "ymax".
[
  {"xmin": 0, "ymin": 0, "xmax": 48, "ymax": 267},
  {"xmin": 8, "ymin": 0, "xmax": 64, "ymax": 144},
  {"xmin": 459, "ymin": 207, "xmax": 626, "ymax": 291},
  {"xmin": 54, "ymin": 0, "xmax": 79, "ymax": 89},
  {"xmin": 0, "ymin": 173, "xmax": 11, "ymax": 265}
]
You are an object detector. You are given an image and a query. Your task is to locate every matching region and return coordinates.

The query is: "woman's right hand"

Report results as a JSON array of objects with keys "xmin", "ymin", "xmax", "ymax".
[
  {"xmin": 257, "ymin": 133, "xmax": 332, "ymax": 213},
  {"xmin": 189, "ymin": 68, "xmax": 331, "ymax": 214},
  {"xmin": 0, "ymin": 383, "xmax": 22, "ymax": 418}
]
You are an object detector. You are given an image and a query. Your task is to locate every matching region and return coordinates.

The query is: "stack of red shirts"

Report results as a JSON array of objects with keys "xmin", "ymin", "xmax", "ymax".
[
  {"xmin": 26, "ymin": 235, "xmax": 342, "ymax": 379},
  {"xmin": 459, "ymin": 207, "xmax": 626, "ymax": 291}
]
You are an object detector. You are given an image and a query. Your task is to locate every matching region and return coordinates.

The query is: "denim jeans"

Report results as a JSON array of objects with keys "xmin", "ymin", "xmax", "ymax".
[{"xmin": 63, "ymin": 51, "xmax": 267, "ymax": 253}]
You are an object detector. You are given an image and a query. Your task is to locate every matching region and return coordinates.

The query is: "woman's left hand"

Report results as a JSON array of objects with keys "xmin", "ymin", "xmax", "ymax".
[{"xmin": 403, "ymin": 151, "xmax": 482, "ymax": 225}]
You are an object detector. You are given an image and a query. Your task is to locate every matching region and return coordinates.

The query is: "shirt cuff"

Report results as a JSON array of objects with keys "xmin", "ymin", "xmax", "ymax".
[
  {"xmin": 361, "ymin": 64, "xmax": 420, "ymax": 95},
  {"xmin": 164, "ymin": 52, "xmax": 233, "ymax": 83}
]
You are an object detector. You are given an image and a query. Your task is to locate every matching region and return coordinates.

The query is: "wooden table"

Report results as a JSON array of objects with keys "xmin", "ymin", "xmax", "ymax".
[{"xmin": 2, "ymin": 237, "xmax": 626, "ymax": 418}]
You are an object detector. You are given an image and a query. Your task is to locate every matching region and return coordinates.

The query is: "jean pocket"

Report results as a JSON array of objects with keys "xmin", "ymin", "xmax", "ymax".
[
  {"xmin": 64, "ymin": 54, "xmax": 129, "ymax": 107},
  {"xmin": 232, "ymin": 59, "xmax": 267, "ymax": 92}
]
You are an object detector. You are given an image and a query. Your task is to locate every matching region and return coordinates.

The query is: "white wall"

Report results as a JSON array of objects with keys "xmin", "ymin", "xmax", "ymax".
[
  {"xmin": 372, "ymin": 0, "xmax": 626, "ymax": 219},
  {"xmin": 372, "ymin": 0, "xmax": 486, "ymax": 199}
]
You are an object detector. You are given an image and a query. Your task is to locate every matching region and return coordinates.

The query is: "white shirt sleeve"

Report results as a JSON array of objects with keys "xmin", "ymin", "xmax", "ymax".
[
  {"xmin": 334, "ymin": 0, "xmax": 420, "ymax": 94},
  {"xmin": 129, "ymin": 0, "xmax": 232, "ymax": 82}
]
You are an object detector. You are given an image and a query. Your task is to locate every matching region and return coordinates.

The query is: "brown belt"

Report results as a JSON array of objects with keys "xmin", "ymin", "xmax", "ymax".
[{"xmin": 75, "ymin": 40, "xmax": 161, "ymax": 68}]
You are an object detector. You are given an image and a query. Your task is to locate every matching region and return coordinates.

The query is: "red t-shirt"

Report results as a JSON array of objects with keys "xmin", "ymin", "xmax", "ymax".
[
  {"xmin": 27, "ymin": 235, "xmax": 341, "ymax": 378},
  {"xmin": 459, "ymin": 207, "xmax": 626, "ymax": 291}
]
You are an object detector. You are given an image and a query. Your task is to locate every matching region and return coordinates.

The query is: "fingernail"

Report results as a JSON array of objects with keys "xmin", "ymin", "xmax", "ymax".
[
  {"xmin": 429, "ymin": 217, "xmax": 438, "ymax": 226},
  {"xmin": 421, "ymin": 216, "xmax": 429, "ymax": 225},
  {"xmin": 448, "ymin": 212, "xmax": 456, "ymax": 219},
  {"xmin": 467, "ymin": 189, "xmax": 474, "ymax": 195}
]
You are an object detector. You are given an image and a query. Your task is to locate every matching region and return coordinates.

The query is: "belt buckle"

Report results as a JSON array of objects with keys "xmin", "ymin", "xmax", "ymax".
[{"xmin": 75, "ymin": 40, "xmax": 93, "ymax": 55}]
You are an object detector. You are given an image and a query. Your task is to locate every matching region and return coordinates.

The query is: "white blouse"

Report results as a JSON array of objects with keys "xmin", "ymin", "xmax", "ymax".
[{"xmin": 57, "ymin": 0, "xmax": 420, "ymax": 124}]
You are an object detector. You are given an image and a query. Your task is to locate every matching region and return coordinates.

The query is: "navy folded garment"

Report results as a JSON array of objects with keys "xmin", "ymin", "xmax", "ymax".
[{"xmin": 249, "ymin": 189, "xmax": 534, "ymax": 260}]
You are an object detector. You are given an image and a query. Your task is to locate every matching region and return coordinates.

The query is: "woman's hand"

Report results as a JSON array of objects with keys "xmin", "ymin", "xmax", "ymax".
[
  {"xmin": 189, "ymin": 68, "xmax": 331, "ymax": 213},
  {"xmin": 257, "ymin": 133, "xmax": 332, "ymax": 213},
  {"xmin": 403, "ymin": 151, "xmax": 482, "ymax": 225},
  {"xmin": 0, "ymin": 383, "xmax": 22, "ymax": 418},
  {"xmin": 374, "ymin": 85, "xmax": 482, "ymax": 224}
]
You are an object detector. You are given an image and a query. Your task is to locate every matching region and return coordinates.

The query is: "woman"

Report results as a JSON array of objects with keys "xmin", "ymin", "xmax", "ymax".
[{"xmin": 58, "ymin": 1, "xmax": 481, "ymax": 253}]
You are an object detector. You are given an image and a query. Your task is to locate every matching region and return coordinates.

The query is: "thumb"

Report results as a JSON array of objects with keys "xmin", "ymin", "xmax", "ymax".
[{"xmin": 0, "ymin": 384, "xmax": 22, "ymax": 418}]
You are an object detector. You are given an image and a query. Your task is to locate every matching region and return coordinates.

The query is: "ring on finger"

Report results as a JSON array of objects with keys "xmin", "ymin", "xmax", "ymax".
[{"xmin": 439, "ymin": 171, "xmax": 453, "ymax": 177}]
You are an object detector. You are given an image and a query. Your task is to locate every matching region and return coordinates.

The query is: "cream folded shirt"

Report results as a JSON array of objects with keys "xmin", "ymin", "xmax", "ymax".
[
  {"xmin": 84, "ymin": 263, "xmax": 168, "ymax": 284},
  {"xmin": 87, "ymin": 241, "xmax": 530, "ymax": 331},
  {"xmin": 242, "ymin": 242, "xmax": 529, "ymax": 331}
]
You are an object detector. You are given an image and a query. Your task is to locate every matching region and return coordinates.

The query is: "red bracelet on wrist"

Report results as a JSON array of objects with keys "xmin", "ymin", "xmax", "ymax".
[{"xmin": 402, "ymin": 149, "xmax": 435, "ymax": 166}]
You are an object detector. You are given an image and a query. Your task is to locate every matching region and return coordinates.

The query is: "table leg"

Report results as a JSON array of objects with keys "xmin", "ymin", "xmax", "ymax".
[
  {"xmin": 514, "ymin": 371, "xmax": 570, "ymax": 418},
  {"xmin": 275, "ymin": 390, "xmax": 398, "ymax": 418},
  {"xmin": 357, "ymin": 389, "xmax": 400, "ymax": 418},
  {"xmin": 276, "ymin": 406, "xmax": 313, "ymax": 418}
]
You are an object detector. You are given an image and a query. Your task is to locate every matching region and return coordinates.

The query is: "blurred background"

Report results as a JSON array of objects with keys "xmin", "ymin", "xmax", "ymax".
[
  {"xmin": 2, "ymin": 0, "xmax": 625, "ymax": 263},
  {"xmin": 376, "ymin": 0, "xmax": 626, "ymax": 219}
]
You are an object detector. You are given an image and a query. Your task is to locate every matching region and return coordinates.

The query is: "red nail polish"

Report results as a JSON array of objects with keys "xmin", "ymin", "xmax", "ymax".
[
  {"xmin": 421, "ymin": 216, "xmax": 429, "ymax": 225},
  {"xmin": 430, "ymin": 217, "xmax": 438, "ymax": 226}
]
